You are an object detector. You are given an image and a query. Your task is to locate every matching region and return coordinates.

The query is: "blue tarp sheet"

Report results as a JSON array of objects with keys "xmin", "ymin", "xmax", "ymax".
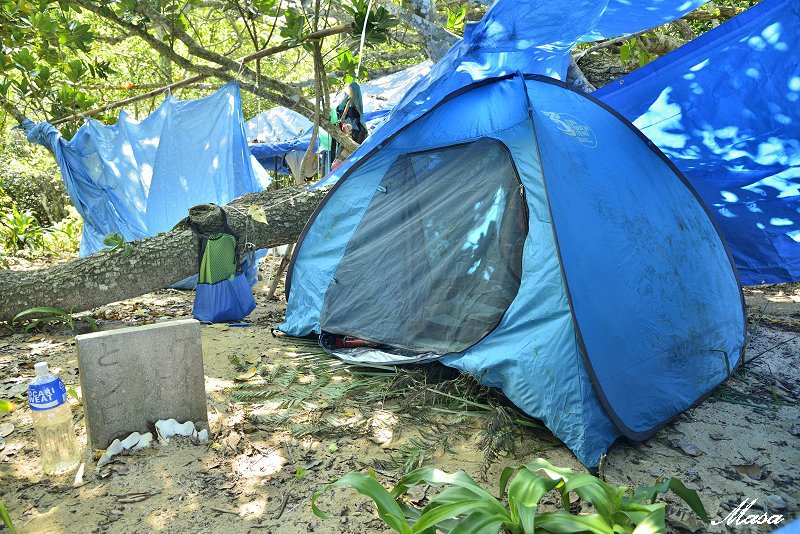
[
  {"xmin": 246, "ymin": 62, "xmax": 432, "ymax": 173},
  {"xmin": 595, "ymin": 0, "xmax": 800, "ymax": 285},
  {"xmin": 315, "ymin": 0, "xmax": 708, "ymax": 189},
  {"xmin": 21, "ymin": 83, "xmax": 269, "ymax": 267}
]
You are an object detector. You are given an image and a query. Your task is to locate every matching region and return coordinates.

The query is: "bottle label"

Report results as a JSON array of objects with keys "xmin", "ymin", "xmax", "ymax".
[{"xmin": 28, "ymin": 379, "xmax": 67, "ymax": 411}]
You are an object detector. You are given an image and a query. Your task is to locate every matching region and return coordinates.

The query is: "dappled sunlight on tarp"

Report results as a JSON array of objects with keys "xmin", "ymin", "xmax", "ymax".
[
  {"xmin": 314, "ymin": 0, "xmax": 706, "ymax": 189},
  {"xmin": 596, "ymin": 0, "xmax": 800, "ymax": 284},
  {"xmin": 21, "ymin": 83, "xmax": 267, "ymax": 263}
]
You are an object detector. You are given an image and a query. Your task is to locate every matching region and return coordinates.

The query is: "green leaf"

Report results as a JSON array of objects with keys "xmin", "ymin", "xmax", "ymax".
[
  {"xmin": 412, "ymin": 501, "xmax": 502, "ymax": 532},
  {"xmin": 562, "ymin": 473, "xmax": 618, "ymax": 520},
  {"xmin": 508, "ymin": 469, "xmax": 560, "ymax": 531},
  {"xmin": 82, "ymin": 316, "xmax": 99, "ymax": 332},
  {"xmin": 0, "ymin": 400, "xmax": 18, "ymax": 413},
  {"xmin": 631, "ymin": 506, "xmax": 665, "ymax": 534},
  {"xmin": 312, "ymin": 472, "xmax": 412, "ymax": 533},
  {"xmin": 0, "ymin": 500, "xmax": 15, "ymax": 534},
  {"xmin": 13, "ymin": 306, "xmax": 70, "ymax": 322},
  {"xmin": 63, "ymin": 59, "xmax": 86, "ymax": 83},
  {"xmin": 665, "ymin": 478, "xmax": 708, "ymax": 523},
  {"xmin": 448, "ymin": 511, "xmax": 508, "ymax": 534},
  {"xmin": 103, "ymin": 232, "xmax": 125, "ymax": 248},
  {"xmin": 616, "ymin": 502, "xmax": 664, "ymax": 527},
  {"xmin": 11, "ymin": 48, "xmax": 37, "ymax": 71},
  {"xmin": 534, "ymin": 510, "xmax": 614, "ymax": 534},
  {"xmin": 66, "ymin": 386, "xmax": 81, "ymax": 403},
  {"xmin": 393, "ymin": 468, "xmax": 502, "ymax": 513},
  {"xmin": 499, "ymin": 465, "xmax": 517, "ymax": 499},
  {"xmin": 248, "ymin": 204, "xmax": 267, "ymax": 224}
]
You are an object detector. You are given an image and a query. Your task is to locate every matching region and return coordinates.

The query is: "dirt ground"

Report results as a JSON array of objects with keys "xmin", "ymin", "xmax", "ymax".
[{"xmin": 0, "ymin": 256, "xmax": 798, "ymax": 533}]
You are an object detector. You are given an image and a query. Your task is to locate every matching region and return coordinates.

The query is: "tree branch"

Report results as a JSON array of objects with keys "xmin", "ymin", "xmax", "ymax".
[
  {"xmin": 373, "ymin": 0, "xmax": 458, "ymax": 60},
  {"xmin": 0, "ymin": 96, "xmax": 28, "ymax": 124},
  {"xmin": 682, "ymin": 6, "xmax": 745, "ymax": 21},
  {"xmin": 0, "ymin": 186, "xmax": 327, "ymax": 323}
]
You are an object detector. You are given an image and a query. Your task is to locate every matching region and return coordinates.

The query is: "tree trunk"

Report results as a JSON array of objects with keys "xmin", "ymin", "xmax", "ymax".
[{"xmin": 0, "ymin": 186, "xmax": 326, "ymax": 323}]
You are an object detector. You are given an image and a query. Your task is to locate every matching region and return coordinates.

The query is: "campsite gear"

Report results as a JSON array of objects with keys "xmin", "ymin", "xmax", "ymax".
[
  {"xmin": 595, "ymin": 0, "xmax": 800, "ymax": 285},
  {"xmin": 334, "ymin": 337, "xmax": 380, "ymax": 349},
  {"xmin": 247, "ymin": 64, "xmax": 432, "ymax": 174},
  {"xmin": 279, "ymin": 73, "xmax": 746, "ymax": 467},
  {"xmin": 20, "ymin": 83, "xmax": 269, "ymax": 288},
  {"xmin": 189, "ymin": 205, "xmax": 256, "ymax": 323},
  {"xmin": 28, "ymin": 362, "xmax": 81, "ymax": 475}
]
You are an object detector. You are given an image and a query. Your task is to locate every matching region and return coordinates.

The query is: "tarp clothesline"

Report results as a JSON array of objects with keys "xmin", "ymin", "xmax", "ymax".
[{"xmin": 21, "ymin": 83, "xmax": 270, "ymax": 287}]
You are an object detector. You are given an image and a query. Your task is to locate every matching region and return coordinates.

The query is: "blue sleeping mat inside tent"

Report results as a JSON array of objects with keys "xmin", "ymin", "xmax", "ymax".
[{"xmin": 595, "ymin": 0, "xmax": 800, "ymax": 285}]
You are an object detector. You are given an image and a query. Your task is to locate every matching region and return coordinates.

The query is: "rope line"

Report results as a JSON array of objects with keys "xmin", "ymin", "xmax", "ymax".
[{"xmin": 355, "ymin": 0, "xmax": 374, "ymax": 80}]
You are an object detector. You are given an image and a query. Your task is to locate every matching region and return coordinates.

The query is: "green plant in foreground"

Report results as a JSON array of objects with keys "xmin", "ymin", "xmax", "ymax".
[
  {"xmin": 313, "ymin": 458, "xmax": 708, "ymax": 533},
  {"xmin": 13, "ymin": 307, "xmax": 98, "ymax": 333},
  {"xmin": 0, "ymin": 500, "xmax": 15, "ymax": 534}
]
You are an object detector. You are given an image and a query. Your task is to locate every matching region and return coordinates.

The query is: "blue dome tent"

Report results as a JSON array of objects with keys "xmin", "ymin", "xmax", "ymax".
[{"xmin": 278, "ymin": 73, "xmax": 746, "ymax": 466}]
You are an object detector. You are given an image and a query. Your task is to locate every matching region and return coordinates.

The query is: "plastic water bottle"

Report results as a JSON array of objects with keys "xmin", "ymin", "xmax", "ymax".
[{"xmin": 27, "ymin": 362, "xmax": 81, "ymax": 475}]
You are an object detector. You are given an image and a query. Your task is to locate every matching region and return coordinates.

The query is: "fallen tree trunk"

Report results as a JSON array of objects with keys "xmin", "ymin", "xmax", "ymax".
[{"xmin": 0, "ymin": 186, "xmax": 326, "ymax": 323}]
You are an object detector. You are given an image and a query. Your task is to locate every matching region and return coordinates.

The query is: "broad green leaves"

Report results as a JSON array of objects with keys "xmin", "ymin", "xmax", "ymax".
[
  {"xmin": 1, "ymin": 0, "xmax": 97, "ymax": 119},
  {"xmin": 314, "ymin": 458, "xmax": 709, "ymax": 533},
  {"xmin": 342, "ymin": 0, "xmax": 400, "ymax": 46}
]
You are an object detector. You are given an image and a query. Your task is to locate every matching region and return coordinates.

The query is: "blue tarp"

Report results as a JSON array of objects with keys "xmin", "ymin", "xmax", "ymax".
[
  {"xmin": 314, "ymin": 0, "xmax": 708, "ymax": 189},
  {"xmin": 246, "ymin": 107, "xmax": 319, "ymax": 175},
  {"xmin": 246, "ymin": 62, "xmax": 432, "ymax": 173},
  {"xmin": 21, "ymin": 83, "xmax": 269, "ymax": 277},
  {"xmin": 595, "ymin": 0, "xmax": 800, "ymax": 285}
]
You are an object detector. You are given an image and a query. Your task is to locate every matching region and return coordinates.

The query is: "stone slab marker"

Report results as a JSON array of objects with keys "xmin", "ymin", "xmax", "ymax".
[{"xmin": 76, "ymin": 319, "xmax": 207, "ymax": 450}]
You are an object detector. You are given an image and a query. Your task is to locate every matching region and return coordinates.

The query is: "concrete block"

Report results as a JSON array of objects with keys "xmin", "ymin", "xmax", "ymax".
[{"xmin": 76, "ymin": 319, "xmax": 207, "ymax": 449}]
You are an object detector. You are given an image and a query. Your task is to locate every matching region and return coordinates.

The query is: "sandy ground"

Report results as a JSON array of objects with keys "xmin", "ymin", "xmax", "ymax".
[{"xmin": 0, "ymin": 258, "xmax": 798, "ymax": 533}]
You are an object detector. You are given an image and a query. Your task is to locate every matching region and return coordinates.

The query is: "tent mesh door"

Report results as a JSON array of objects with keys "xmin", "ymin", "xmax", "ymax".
[{"xmin": 320, "ymin": 139, "xmax": 527, "ymax": 354}]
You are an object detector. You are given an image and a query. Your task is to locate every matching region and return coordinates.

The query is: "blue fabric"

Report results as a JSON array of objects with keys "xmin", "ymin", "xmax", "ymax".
[
  {"xmin": 528, "ymin": 78, "xmax": 744, "ymax": 436},
  {"xmin": 245, "ymin": 63, "xmax": 432, "ymax": 172},
  {"xmin": 314, "ymin": 0, "xmax": 706, "ymax": 191},
  {"xmin": 247, "ymin": 107, "xmax": 319, "ymax": 174},
  {"xmin": 21, "ymin": 83, "xmax": 268, "ymax": 286},
  {"xmin": 280, "ymin": 1, "xmax": 745, "ymax": 465},
  {"xmin": 281, "ymin": 74, "xmax": 745, "ymax": 465},
  {"xmin": 595, "ymin": 0, "xmax": 800, "ymax": 285},
  {"xmin": 192, "ymin": 272, "xmax": 256, "ymax": 323}
]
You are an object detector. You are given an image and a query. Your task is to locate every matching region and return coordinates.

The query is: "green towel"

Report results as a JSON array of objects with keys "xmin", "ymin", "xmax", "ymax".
[{"xmin": 199, "ymin": 233, "xmax": 237, "ymax": 284}]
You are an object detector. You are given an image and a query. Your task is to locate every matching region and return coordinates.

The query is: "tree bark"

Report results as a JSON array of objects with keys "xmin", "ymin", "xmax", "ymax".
[
  {"xmin": 374, "ymin": 0, "xmax": 458, "ymax": 60},
  {"xmin": 0, "ymin": 186, "xmax": 326, "ymax": 323}
]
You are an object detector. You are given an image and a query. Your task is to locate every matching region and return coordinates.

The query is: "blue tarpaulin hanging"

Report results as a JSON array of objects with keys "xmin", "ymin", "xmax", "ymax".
[
  {"xmin": 595, "ymin": 0, "xmax": 800, "ymax": 285},
  {"xmin": 245, "ymin": 62, "xmax": 433, "ymax": 174},
  {"xmin": 21, "ymin": 83, "xmax": 270, "ymax": 279},
  {"xmin": 314, "ymin": 0, "xmax": 708, "ymax": 189}
]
